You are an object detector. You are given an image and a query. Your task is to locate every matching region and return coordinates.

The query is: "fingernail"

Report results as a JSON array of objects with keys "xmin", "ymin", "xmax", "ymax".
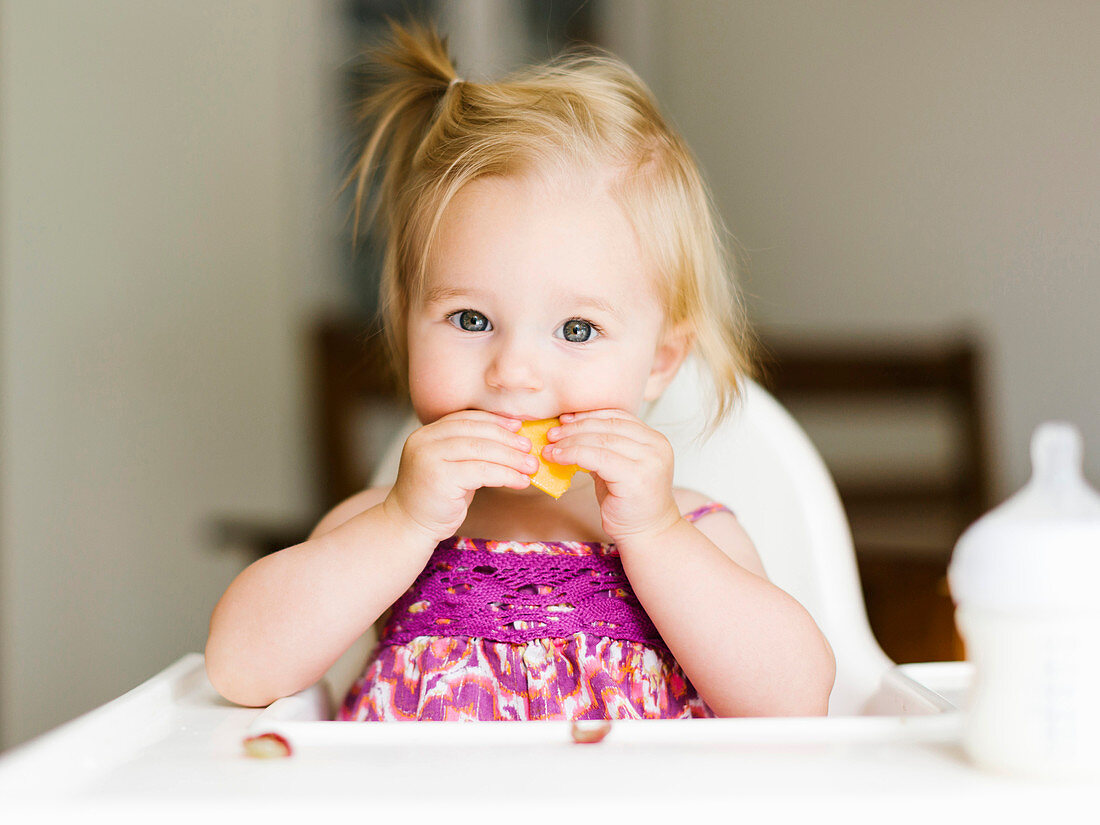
[
  {"xmin": 546, "ymin": 427, "xmax": 560, "ymax": 440},
  {"xmin": 524, "ymin": 455, "xmax": 539, "ymax": 471},
  {"xmin": 516, "ymin": 436, "xmax": 532, "ymax": 449}
]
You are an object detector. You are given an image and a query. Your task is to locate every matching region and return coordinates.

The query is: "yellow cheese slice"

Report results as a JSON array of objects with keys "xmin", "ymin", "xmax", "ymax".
[{"xmin": 518, "ymin": 417, "xmax": 581, "ymax": 499}]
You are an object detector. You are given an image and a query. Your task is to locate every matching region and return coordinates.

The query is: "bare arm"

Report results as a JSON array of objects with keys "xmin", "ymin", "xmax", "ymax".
[
  {"xmin": 204, "ymin": 489, "xmax": 437, "ymax": 706},
  {"xmin": 547, "ymin": 410, "xmax": 835, "ymax": 717},
  {"xmin": 619, "ymin": 507, "xmax": 835, "ymax": 717},
  {"xmin": 204, "ymin": 410, "xmax": 534, "ymax": 707}
]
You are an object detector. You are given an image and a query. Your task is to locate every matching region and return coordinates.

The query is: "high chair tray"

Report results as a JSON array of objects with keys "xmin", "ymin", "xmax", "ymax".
[
  {"xmin": 243, "ymin": 660, "xmax": 964, "ymax": 750},
  {"xmin": 1, "ymin": 654, "xmax": 1095, "ymax": 822}
]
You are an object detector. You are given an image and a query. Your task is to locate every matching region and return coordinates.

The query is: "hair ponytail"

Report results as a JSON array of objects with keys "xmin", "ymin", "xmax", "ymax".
[{"xmin": 347, "ymin": 21, "xmax": 459, "ymax": 244}]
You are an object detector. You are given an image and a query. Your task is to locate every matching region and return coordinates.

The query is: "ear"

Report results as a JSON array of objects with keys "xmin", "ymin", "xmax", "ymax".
[{"xmin": 644, "ymin": 322, "xmax": 693, "ymax": 402}]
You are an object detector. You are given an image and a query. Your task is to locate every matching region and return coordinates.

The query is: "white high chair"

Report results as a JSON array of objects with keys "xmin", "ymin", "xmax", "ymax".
[
  {"xmin": 354, "ymin": 358, "xmax": 921, "ymax": 716},
  {"xmin": 2, "ymin": 360, "xmax": 993, "ymax": 815}
]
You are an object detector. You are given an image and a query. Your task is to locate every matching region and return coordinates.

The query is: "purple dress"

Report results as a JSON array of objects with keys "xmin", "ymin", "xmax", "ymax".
[{"xmin": 338, "ymin": 503, "xmax": 731, "ymax": 721}]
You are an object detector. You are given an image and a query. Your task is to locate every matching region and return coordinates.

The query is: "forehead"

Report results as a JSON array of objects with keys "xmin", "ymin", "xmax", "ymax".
[{"xmin": 422, "ymin": 168, "xmax": 659, "ymax": 310}]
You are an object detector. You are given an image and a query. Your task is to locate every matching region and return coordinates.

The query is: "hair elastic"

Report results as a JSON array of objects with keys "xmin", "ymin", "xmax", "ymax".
[{"xmin": 449, "ymin": 77, "xmax": 463, "ymax": 88}]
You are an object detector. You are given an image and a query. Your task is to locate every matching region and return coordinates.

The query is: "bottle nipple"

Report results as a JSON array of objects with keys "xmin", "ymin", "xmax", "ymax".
[{"xmin": 1030, "ymin": 421, "xmax": 1083, "ymax": 488}]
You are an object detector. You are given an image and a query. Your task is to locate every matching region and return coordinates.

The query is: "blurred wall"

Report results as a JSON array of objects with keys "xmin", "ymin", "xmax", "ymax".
[
  {"xmin": 653, "ymin": 0, "xmax": 1100, "ymax": 497},
  {"xmin": 0, "ymin": 0, "xmax": 344, "ymax": 748}
]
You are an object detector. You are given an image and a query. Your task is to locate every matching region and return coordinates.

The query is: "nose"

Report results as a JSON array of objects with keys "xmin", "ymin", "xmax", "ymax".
[{"xmin": 485, "ymin": 332, "xmax": 542, "ymax": 393}]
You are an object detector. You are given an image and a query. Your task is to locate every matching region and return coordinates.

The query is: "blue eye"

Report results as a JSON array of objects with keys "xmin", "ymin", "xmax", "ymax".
[
  {"xmin": 559, "ymin": 318, "xmax": 598, "ymax": 343},
  {"xmin": 448, "ymin": 310, "xmax": 490, "ymax": 332}
]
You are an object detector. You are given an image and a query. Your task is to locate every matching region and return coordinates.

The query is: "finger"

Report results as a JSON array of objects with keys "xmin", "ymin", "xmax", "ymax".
[
  {"xmin": 559, "ymin": 409, "xmax": 640, "ymax": 424},
  {"xmin": 437, "ymin": 409, "xmax": 524, "ymax": 431},
  {"xmin": 426, "ymin": 418, "xmax": 533, "ymax": 452},
  {"xmin": 449, "ymin": 460, "xmax": 534, "ymax": 492},
  {"xmin": 545, "ymin": 442, "xmax": 640, "ymax": 483},
  {"xmin": 547, "ymin": 416, "xmax": 657, "ymax": 449},
  {"xmin": 443, "ymin": 438, "xmax": 540, "ymax": 474},
  {"xmin": 544, "ymin": 432, "xmax": 651, "ymax": 470}
]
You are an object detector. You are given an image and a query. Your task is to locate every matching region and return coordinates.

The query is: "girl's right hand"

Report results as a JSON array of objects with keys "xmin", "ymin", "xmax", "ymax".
[{"xmin": 383, "ymin": 411, "xmax": 536, "ymax": 543}]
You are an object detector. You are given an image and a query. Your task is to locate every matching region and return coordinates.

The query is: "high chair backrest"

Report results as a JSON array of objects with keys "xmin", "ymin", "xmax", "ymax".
[
  {"xmin": 647, "ymin": 359, "xmax": 892, "ymax": 715},
  {"xmin": 371, "ymin": 358, "xmax": 893, "ymax": 715}
]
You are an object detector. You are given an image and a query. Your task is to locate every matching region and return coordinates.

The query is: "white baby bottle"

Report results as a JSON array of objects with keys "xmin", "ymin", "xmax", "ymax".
[{"xmin": 948, "ymin": 421, "xmax": 1100, "ymax": 779}]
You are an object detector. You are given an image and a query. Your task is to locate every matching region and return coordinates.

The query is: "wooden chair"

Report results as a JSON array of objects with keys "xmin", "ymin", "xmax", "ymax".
[
  {"xmin": 311, "ymin": 315, "xmax": 407, "ymax": 509},
  {"xmin": 757, "ymin": 334, "xmax": 991, "ymax": 662},
  {"xmin": 213, "ymin": 315, "xmax": 408, "ymax": 558}
]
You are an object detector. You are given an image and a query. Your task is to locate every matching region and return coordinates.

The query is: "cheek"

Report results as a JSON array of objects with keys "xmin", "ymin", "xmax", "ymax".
[
  {"xmin": 407, "ymin": 371, "xmax": 440, "ymax": 424},
  {"xmin": 556, "ymin": 349, "xmax": 655, "ymax": 413},
  {"xmin": 406, "ymin": 336, "xmax": 465, "ymax": 423}
]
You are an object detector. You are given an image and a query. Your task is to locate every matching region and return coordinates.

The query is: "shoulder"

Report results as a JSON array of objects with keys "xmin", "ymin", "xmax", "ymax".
[
  {"xmin": 673, "ymin": 487, "xmax": 768, "ymax": 579},
  {"xmin": 673, "ymin": 487, "xmax": 740, "ymax": 524},
  {"xmin": 673, "ymin": 487, "xmax": 721, "ymax": 516},
  {"xmin": 308, "ymin": 485, "xmax": 392, "ymax": 540}
]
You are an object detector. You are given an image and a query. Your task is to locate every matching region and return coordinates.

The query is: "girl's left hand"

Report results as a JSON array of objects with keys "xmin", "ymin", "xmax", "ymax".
[{"xmin": 544, "ymin": 410, "xmax": 682, "ymax": 545}]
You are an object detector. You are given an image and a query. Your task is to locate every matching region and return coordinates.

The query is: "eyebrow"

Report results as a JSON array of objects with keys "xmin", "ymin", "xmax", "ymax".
[
  {"xmin": 421, "ymin": 282, "xmax": 623, "ymax": 319},
  {"xmin": 420, "ymin": 285, "xmax": 475, "ymax": 306},
  {"xmin": 568, "ymin": 295, "xmax": 621, "ymax": 318}
]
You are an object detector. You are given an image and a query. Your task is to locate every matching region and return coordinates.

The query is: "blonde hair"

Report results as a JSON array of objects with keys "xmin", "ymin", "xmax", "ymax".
[{"xmin": 349, "ymin": 21, "xmax": 755, "ymax": 423}]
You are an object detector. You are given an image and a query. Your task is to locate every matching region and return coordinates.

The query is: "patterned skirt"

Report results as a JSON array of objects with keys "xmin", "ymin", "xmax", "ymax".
[{"xmin": 338, "ymin": 632, "xmax": 713, "ymax": 721}]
